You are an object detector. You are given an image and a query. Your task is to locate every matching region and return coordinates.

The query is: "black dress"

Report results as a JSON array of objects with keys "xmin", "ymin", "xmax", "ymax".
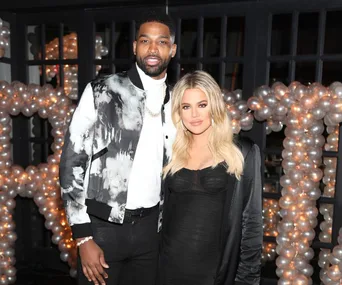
[{"xmin": 160, "ymin": 163, "xmax": 235, "ymax": 285}]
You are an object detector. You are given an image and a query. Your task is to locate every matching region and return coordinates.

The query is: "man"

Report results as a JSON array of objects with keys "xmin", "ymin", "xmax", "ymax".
[{"xmin": 59, "ymin": 12, "xmax": 177, "ymax": 285}]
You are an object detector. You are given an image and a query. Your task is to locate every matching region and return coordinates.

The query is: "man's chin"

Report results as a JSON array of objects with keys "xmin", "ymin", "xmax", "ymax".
[{"xmin": 144, "ymin": 68, "xmax": 164, "ymax": 77}]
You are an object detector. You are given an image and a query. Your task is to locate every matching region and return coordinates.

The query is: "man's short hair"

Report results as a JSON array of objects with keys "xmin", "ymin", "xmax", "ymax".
[{"xmin": 135, "ymin": 11, "xmax": 176, "ymax": 43}]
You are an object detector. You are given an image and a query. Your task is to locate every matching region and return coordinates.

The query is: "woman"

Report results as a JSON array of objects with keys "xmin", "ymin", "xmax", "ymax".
[{"xmin": 160, "ymin": 71, "xmax": 263, "ymax": 285}]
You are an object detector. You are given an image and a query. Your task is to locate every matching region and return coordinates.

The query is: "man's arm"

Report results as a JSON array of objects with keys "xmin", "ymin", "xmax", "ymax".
[
  {"xmin": 60, "ymin": 83, "xmax": 97, "ymax": 238},
  {"xmin": 235, "ymin": 144, "xmax": 263, "ymax": 285}
]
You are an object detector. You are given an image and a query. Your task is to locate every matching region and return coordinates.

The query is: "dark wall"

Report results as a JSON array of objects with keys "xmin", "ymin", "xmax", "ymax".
[{"xmin": 0, "ymin": 0, "xmax": 256, "ymax": 12}]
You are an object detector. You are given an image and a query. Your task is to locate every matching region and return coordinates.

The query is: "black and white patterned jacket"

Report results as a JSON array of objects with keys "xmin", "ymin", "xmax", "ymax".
[{"xmin": 59, "ymin": 65, "xmax": 175, "ymax": 238}]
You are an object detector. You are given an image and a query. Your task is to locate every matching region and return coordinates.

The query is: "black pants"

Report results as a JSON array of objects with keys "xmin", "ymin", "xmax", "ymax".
[{"xmin": 77, "ymin": 206, "xmax": 160, "ymax": 285}]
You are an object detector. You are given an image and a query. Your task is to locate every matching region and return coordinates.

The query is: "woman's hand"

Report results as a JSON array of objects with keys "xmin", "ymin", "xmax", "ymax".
[{"xmin": 78, "ymin": 239, "xmax": 109, "ymax": 285}]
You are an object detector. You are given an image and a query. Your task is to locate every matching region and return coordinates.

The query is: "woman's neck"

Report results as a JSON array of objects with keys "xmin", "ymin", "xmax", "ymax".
[{"xmin": 190, "ymin": 129, "xmax": 211, "ymax": 149}]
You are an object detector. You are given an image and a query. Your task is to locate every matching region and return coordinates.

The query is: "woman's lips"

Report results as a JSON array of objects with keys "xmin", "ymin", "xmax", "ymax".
[{"xmin": 190, "ymin": 120, "xmax": 203, "ymax": 126}]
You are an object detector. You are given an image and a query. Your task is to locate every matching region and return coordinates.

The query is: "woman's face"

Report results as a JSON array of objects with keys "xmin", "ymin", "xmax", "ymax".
[{"xmin": 180, "ymin": 88, "xmax": 212, "ymax": 136}]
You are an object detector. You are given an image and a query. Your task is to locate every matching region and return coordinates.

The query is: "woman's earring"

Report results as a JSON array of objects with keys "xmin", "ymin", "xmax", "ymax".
[{"xmin": 211, "ymin": 118, "xmax": 215, "ymax": 126}]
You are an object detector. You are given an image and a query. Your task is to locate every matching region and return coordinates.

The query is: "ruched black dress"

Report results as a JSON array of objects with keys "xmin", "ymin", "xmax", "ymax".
[{"xmin": 160, "ymin": 163, "xmax": 235, "ymax": 285}]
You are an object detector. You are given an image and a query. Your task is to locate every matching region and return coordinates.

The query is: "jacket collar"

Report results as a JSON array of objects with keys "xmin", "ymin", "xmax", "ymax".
[
  {"xmin": 127, "ymin": 64, "xmax": 170, "ymax": 105},
  {"xmin": 127, "ymin": 64, "xmax": 144, "ymax": 90}
]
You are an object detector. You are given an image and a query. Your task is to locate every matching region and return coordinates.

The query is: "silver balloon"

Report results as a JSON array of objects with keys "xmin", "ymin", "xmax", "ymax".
[
  {"xmin": 300, "ymin": 94, "xmax": 318, "ymax": 110},
  {"xmin": 327, "ymin": 264, "xmax": 342, "ymax": 281},
  {"xmin": 309, "ymin": 121, "xmax": 324, "ymax": 135},
  {"xmin": 255, "ymin": 106, "xmax": 272, "ymax": 120},
  {"xmin": 4, "ymin": 267, "xmax": 16, "ymax": 277},
  {"xmin": 319, "ymin": 96, "xmax": 331, "ymax": 112},
  {"xmin": 300, "ymin": 264, "xmax": 314, "ymax": 277},
  {"xmin": 254, "ymin": 85, "xmax": 271, "ymax": 99},
  {"xmin": 272, "ymin": 82, "xmax": 289, "ymax": 99},
  {"xmin": 235, "ymin": 100, "xmax": 248, "ymax": 113},
  {"xmin": 294, "ymin": 85, "xmax": 307, "ymax": 100},
  {"xmin": 221, "ymin": 91, "xmax": 232, "ymax": 104},
  {"xmin": 69, "ymin": 268, "xmax": 77, "ymax": 278},
  {"xmin": 276, "ymin": 256, "xmax": 291, "ymax": 269},
  {"xmin": 52, "ymin": 234, "xmax": 63, "ymax": 245},
  {"xmin": 274, "ymin": 103, "xmax": 288, "ymax": 117},
  {"xmin": 329, "ymin": 81, "xmax": 342, "ymax": 98},
  {"xmin": 303, "ymin": 248, "xmax": 315, "ymax": 260},
  {"xmin": 284, "ymin": 127, "xmax": 304, "ymax": 138},
  {"xmin": 60, "ymin": 251, "xmax": 70, "ymax": 262},
  {"xmin": 263, "ymin": 94, "xmax": 277, "ymax": 108},
  {"xmin": 332, "ymin": 245, "xmax": 342, "ymax": 260},
  {"xmin": 280, "ymin": 92, "xmax": 296, "ymax": 108},
  {"xmin": 233, "ymin": 89, "xmax": 242, "ymax": 101}
]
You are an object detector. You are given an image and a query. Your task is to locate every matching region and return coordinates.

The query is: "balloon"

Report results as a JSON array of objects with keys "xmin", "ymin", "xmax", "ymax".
[
  {"xmin": 254, "ymin": 85, "xmax": 271, "ymax": 99},
  {"xmin": 240, "ymin": 112, "xmax": 254, "ymax": 131},
  {"xmin": 319, "ymin": 96, "xmax": 331, "ymax": 111},
  {"xmin": 272, "ymin": 82, "xmax": 289, "ymax": 99},
  {"xmin": 294, "ymin": 85, "xmax": 307, "ymax": 100},
  {"xmin": 255, "ymin": 106, "xmax": 272, "ymax": 120}
]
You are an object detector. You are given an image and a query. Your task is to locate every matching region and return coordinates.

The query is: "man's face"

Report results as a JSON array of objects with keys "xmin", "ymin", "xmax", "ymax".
[{"xmin": 133, "ymin": 22, "xmax": 177, "ymax": 80}]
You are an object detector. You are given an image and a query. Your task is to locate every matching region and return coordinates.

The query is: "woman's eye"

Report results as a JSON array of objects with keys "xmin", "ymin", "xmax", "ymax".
[
  {"xmin": 182, "ymin": 106, "xmax": 189, "ymax": 110},
  {"xmin": 199, "ymin": 104, "xmax": 207, "ymax": 108}
]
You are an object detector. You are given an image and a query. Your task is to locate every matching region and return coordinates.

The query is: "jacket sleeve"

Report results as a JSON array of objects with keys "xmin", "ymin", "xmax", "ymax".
[
  {"xmin": 235, "ymin": 144, "xmax": 263, "ymax": 285},
  {"xmin": 59, "ymin": 83, "xmax": 97, "ymax": 239}
]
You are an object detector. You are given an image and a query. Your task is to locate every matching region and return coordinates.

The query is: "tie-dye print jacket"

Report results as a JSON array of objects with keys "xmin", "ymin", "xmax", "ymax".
[{"xmin": 59, "ymin": 65, "xmax": 175, "ymax": 239}]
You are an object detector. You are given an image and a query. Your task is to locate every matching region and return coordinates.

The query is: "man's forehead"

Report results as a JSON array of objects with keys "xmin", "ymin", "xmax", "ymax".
[{"xmin": 138, "ymin": 22, "xmax": 171, "ymax": 35}]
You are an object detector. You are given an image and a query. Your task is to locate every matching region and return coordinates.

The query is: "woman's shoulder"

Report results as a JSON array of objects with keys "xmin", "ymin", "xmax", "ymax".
[{"xmin": 233, "ymin": 136, "xmax": 255, "ymax": 159}]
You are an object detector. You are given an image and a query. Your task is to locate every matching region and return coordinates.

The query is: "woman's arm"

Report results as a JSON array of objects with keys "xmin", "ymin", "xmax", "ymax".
[{"xmin": 235, "ymin": 144, "xmax": 263, "ymax": 285}]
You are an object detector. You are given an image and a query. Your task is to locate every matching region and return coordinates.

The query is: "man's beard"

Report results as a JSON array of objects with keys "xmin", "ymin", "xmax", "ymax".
[{"xmin": 136, "ymin": 55, "xmax": 171, "ymax": 77}]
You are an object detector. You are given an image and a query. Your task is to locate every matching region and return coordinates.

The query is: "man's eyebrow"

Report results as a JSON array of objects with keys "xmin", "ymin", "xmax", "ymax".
[{"xmin": 138, "ymin": 34, "xmax": 170, "ymax": 39}]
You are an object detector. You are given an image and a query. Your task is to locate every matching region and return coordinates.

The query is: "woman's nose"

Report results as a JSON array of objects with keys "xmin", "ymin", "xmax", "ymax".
[{"xmin": 191, "ymin": 108, "xmax": 199, "ymax": 117}]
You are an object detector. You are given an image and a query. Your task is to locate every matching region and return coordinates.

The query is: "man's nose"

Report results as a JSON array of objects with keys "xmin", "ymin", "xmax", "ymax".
[{"xmin": 148, "ymin": 42, "xmax": 158, "ymax": 53}]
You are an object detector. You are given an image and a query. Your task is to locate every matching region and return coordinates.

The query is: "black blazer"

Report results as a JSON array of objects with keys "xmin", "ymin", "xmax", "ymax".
[{"xmin": 214, "ymin": 138, "xmax": 263, "ymax": 285}]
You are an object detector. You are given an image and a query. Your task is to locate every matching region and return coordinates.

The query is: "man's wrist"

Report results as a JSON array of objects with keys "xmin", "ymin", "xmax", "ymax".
[{"xmin": 76, "ymin": 236, "xmax": 93, "ymax": 247}]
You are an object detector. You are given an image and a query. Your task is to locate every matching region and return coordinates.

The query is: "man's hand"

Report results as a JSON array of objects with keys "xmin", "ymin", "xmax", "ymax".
[{"xmin": 78, "ymin": 239, "xmax": 109, "ymax": 285}]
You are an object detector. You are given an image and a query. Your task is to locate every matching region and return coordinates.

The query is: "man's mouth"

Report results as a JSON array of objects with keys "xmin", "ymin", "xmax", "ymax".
[{"xmin": 144, "ymin": 56, "xmax": 161, "ymax": 66}]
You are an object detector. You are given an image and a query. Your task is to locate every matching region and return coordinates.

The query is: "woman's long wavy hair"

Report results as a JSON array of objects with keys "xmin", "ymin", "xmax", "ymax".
[{"xmin": 163, "ymin": 70, "xmax": 244, "ymax": 179}]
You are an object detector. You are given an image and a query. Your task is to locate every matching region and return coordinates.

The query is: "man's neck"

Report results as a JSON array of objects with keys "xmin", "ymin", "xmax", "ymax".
[{"xmin": 136, "ymin": 63, "xmax": 167, "ymax": 90}]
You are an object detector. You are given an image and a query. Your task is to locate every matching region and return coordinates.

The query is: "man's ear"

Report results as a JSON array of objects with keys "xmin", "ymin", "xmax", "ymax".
[
  {"xmin": 171, "ymin": 44, "xmax": 177, "ymax": 58},
  {"xmin": 133, "ymin": 41, "xmax": 137, "ymax": 55}
]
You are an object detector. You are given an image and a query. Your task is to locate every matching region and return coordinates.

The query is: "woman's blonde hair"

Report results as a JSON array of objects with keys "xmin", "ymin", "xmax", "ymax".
[{"xmin": 163, "ymin": 70, "xmax": 244, "ymax": 179}]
